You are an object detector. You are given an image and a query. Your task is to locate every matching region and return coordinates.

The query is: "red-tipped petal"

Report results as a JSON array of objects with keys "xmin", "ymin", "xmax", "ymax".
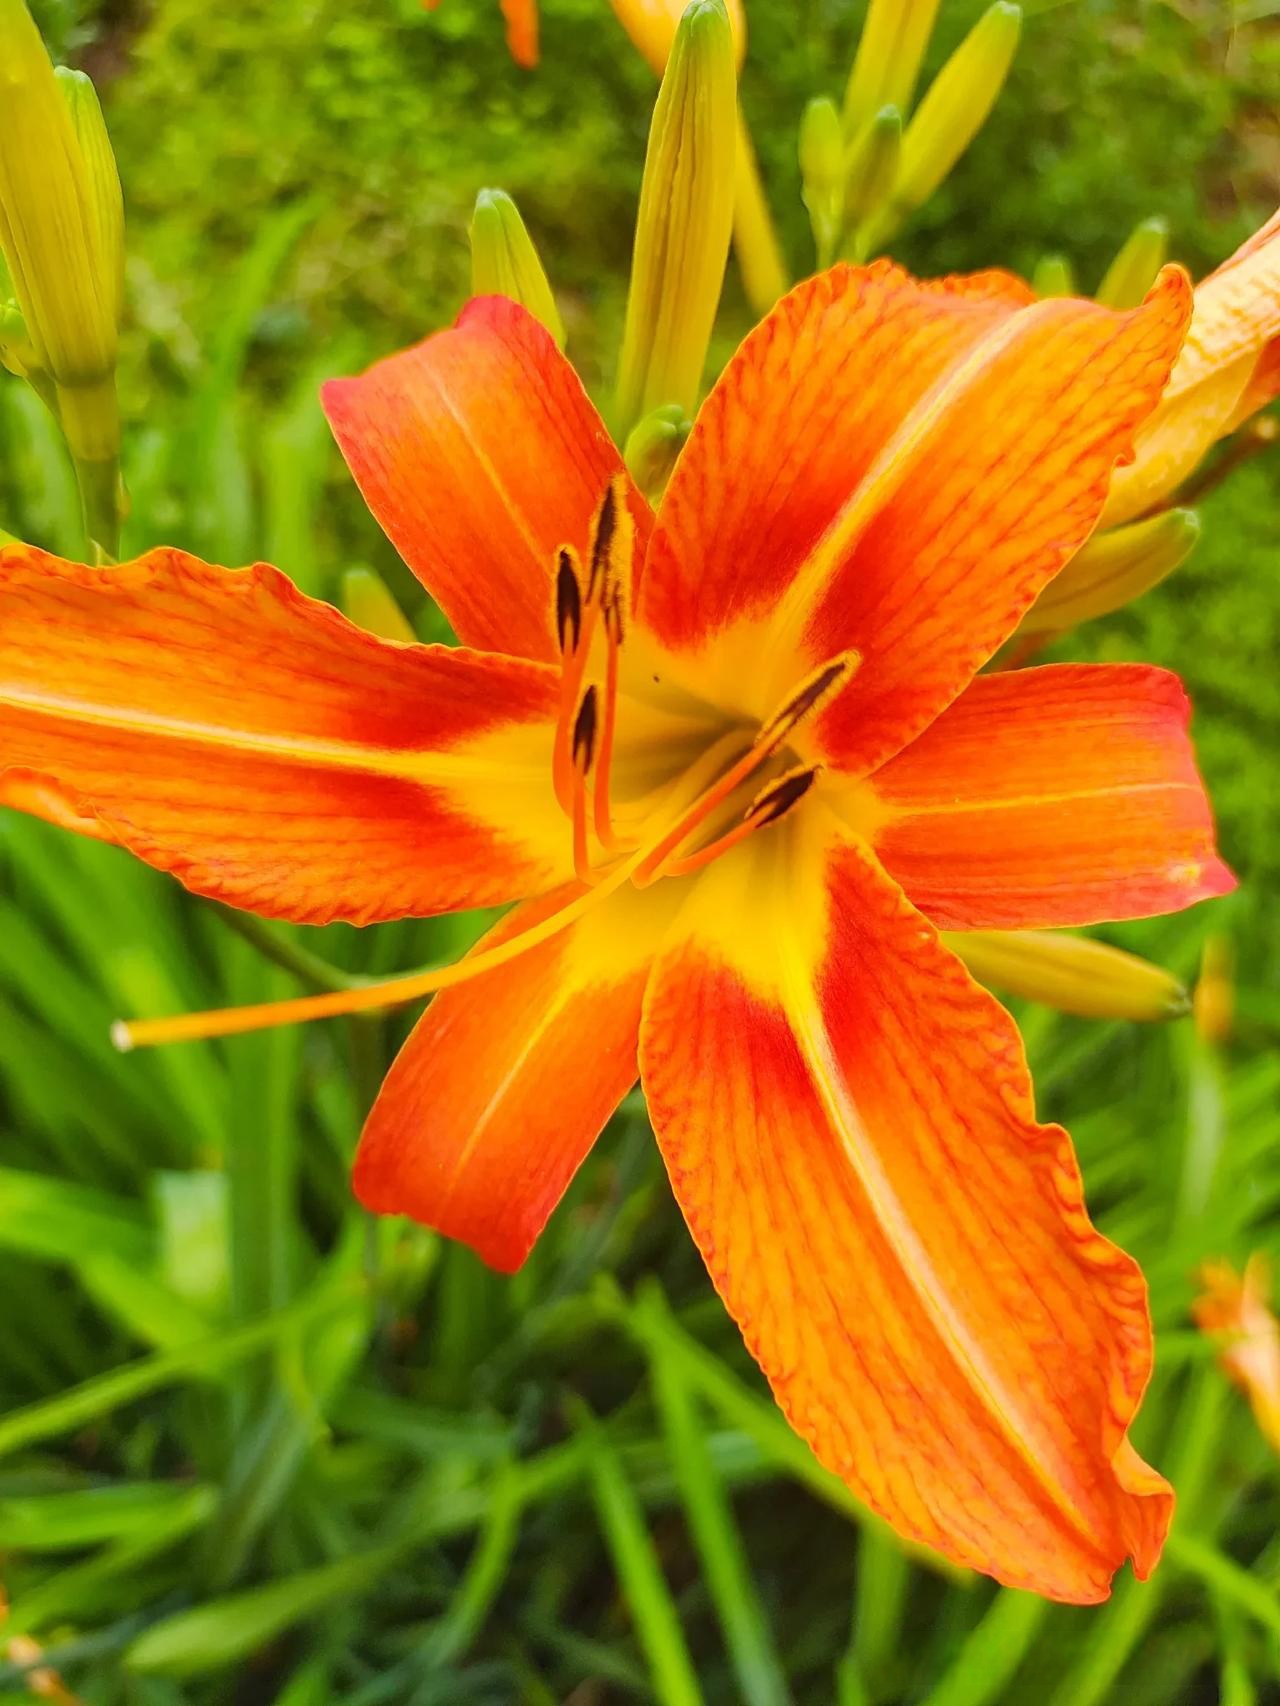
[
  {"xmin": 0, "ymin": 546, "xmax": 569, "ymax": 924},
  {"xmin": 354, "ymin": 883, "xmax": 675, "ymax": 1270},
  {"xmin": 324, "ymin": 297, "xmax": 648, "ymax": 662},
  {"xmin": 860, "ymin": 663, "xmax": 1234, "ymax": 929},
  {"xmin": 640, "ymin": 829, "xmax": 1173, "ymax": 1599}
]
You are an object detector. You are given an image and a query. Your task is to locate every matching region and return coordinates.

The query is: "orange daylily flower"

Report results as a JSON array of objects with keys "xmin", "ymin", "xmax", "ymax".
[
  {"xmin": 1105, "ymin": 205, "xmax": 1280, "ymax": 525},
  {"xmin": 0, "ymin": 260, "xmax": 1235, "ymax": 1600},
  {"xmin": 423, "ymin": 0, "xmax": 538, "ymax": 68},
  {"xmin": 1193, "ymin": 1256, "xmax": 1280, "ymax": 1455}
]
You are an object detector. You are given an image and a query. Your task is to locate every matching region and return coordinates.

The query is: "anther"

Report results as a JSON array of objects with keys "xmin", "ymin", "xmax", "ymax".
[
  {"xmin": 572, "ymin": 685, "xmax": 598, "ymax": 773},
  {"xmin": 555, "ymin": 547, "xmax": 582, "ymax": 653},
  {"xmin": 758, "ymin": 650, "xmax": 859, "ymax": 754},
  {"xmin": 748, "ymin": 763, "xmax": 822, "ymax": 825},
  {"xmin": 588, "ymin": 481, "xmax": 618, "ymax": 601}
]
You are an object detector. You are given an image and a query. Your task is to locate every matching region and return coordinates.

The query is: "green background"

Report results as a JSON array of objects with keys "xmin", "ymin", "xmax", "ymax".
[{"xmin": 1, "ymin": 1, "xmax": 1279, "ymax": 1700}]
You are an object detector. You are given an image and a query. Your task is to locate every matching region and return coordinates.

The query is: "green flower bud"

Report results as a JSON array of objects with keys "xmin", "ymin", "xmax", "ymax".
[
  {"xmin": 0, "ymin": 3, "xmax": 119, "ymax": 397},
  {"xmin": 1018, "ymin": 508, "xmax": 1199, "ymax": 635},
  {"xmin": 469, "ymin": 187, "xmax": 565, "ymax": 350},
  {"xmin": 623, "ymin": 401, "xmax": 691, "ymax": 502},
  {"xmin": 843, "ymin": 0, "xmax": 942, "ymax": 134},
  {"xmin": 861, "ymin": 2, "xmax": 1021, "ymax": 253},
  {"xmin": 614, "ymin": 0, "xmax": 737, "ymax": 437},
  {"xmin": 54, "ymin": 68, "xmax": 124, "ymax": 333},
  {"xmin": 799, "ymin": 97, "xmax": 845, "ymax": 268},
  {"xmin": 843, "ymin": 105, "xmax": 901, "ymax": 259},
  {"xmin": 340, "ymin": 568, "xmax": 418, "ymax": 644},
  {"xmin": 1031, "ymin": 253, "xmax": 1076, "ymax": 299},
  {"xmin": 949, "ymin": 930, "xmax": 1190, "ymax": 1023},
  {"xmin": 1095, "ymin": 216, "xmax": 1170, "ymax": 310}
]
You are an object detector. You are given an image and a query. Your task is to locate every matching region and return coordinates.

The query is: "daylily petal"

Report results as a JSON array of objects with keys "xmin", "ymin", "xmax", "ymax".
[
  {"xmin": 0, "ymin": 545, "xmax": 570, "ymax": 925},
  {"xmin": 323, "ymin": 297, "xmax": 649, "ymax": 663},
  {"xmin": 638, "ymin": 263, "xmax": 1032, "ymax": 660},
  {"xmin": 423, "ymin": 0, "xmax": 539, "ymax": 69},
  {"xmin": 638, "ymin": 262, "xmax": 1190, "ymax": 778},
  {"xmin": 856, "ymin": 664, "xmax": 1233, "ymax": 929},
  {"xmin": 1104, "ymin": 205, "xmax": 1280, "ymax": 526},
  {"xmin": 640, "ymin": 827, "xmax": 1172, "ymax": 1599},
  {"xmin": 354, "ymin": 882, "xmax": 678, "ymax": 1271}
]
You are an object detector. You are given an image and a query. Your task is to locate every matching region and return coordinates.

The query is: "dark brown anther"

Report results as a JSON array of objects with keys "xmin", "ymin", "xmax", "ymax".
[
  {"xmin": 556, "ymin": 548, "xmax": 582, "ymax": 653},
  {"xmin": 588, "ymin": 481, "xmax": 618, "ymax": 600},
  {"xmin": 777, "ymin": 661, "xmax": 850, "ymax": 730},
  {"xmin": 748, "ymin": 765, "xmax": 820, "ymax": 826},
  {"xmin": 604, "ymin": 585, "xmax": 626, "ymax": 647},
  {"xmin": 572, "ymin": 685, "xmax": 599, "ymax": 772}
]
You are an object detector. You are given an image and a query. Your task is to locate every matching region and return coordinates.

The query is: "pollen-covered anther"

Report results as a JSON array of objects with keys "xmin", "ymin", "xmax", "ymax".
[
  {"xmin": 747, "ymin": 762, "xmax": 822, "ymax": 825},
  {"xmin": 572, "ymin": 684, "xmax": 598, "ymax": 773},
  {"xmin": 555, "ymin": 546, "xmax": 583, "ymax": 654},
  {"xmin": 758, "ymin": 649, "xmax": 860, "ymax": 754},
  {"xmin": 660, "ymin": 764, "xmax": 823, "ymax": 879}
]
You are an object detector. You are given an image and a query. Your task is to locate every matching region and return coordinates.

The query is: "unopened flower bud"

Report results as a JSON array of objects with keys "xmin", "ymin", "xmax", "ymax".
[
  {"xmin": 800, "ymin": 97, "xmax": 845, "ymax": 268},
  {"xmin": 1194, "ymin": 934, "xmax": 1234, "ymax": 1045},
  {"xmin": 862, "ymin": 2, "xmax": 1021, "ymax": 253},
  {"xmin": 1018, "ymin": 508, "xmax": 1199, "ymax": 635},
  {"xmin": 1031, "ymin": 254, "xmax": 1076, "ymax": 299},
  {"xmin": 843, "ymin": 105, "xmax": 901, "ymax": 258},
  {"xmin": 1096, "ymin": 217, "xmax": 1170, "ymax": 310},
  {"xmin": 843, "ymin": 0, "xmax": 941, "ymax": 133},
  {"xmin": 623, "ymin": 402, "xmax": 691, "ymax": 501},
  {"xmin": 56, "ymin": 69, "xmax": 124, "ymax": 325},
  {"xmin": 0, "ymin": 4, "xmax": 119, "ymax": 401},
  {"xmin": 469, "ymin": 188, "xmax": 565, "ymax": 349},
  {"xmin": 949, "ymin": 929, "xmax": 1190, "ymax": 1022},
  {"xmin": 340, "ymin": 568, "xmax": 417, "ymax": 644},
  {"xmin": 614, "ymin": 0, "xmax": 736, "ymax": 437},
  {"xmin": 609, "ymin": 0, "xmax": 745, "ymax": 76}
]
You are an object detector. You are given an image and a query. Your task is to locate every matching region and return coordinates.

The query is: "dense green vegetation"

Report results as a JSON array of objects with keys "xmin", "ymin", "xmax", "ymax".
[{"xmin": 1, "ymin": 1, "xmax": 1278, "ymax": 1700}]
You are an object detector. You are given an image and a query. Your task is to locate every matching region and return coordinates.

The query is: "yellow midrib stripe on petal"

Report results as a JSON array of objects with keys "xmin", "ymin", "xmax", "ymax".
[
  {"xmin": 764, "ymin": 297, "xmax": 1069, "ymax": 662},
  {"xmin": 0, "ymin": 683, "xmax": 551, "ymax": 783},
  {"xmin": 769, "ymin": 827, "xmax": 1113, "ymax": 1559}
]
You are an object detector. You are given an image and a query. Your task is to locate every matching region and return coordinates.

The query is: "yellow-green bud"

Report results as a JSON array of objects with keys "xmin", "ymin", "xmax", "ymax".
[
  {"xmin": 469, "ymin": 188, "xmax": 565, "ymax": 350},
  {"xmin": 1095, "ymin": 216, "xmax": 1170, "ymax": 310},
  {"xmin": 614, "ymin": 0, "xmax": 737, "ymax": 438},
  {"xmin": 55, "ymin": 68, "xmax": 124, "ymax": 332},
  {"xmin": 0, "ymin": 3, "xmax": 119, "ymax": 402},
  {"xmin": 1031, "ymin": 253, "xmax": 1076, "ymax": 299},
  {"xmin": 1018, "ymin": 508, "xmax": 1199, "ymax": 635},
  {"xmin": 843, "ymin": 0, "xmax": 942, "ymax": 134},
  {"xmin": 340, "ymin": 568, "xmax": 417, "ymax": 644},
  {"xmin": 623, "ymin": 402, "xmax": 691, "ymax": 502},
  {"xmin": 1194, "ymin": 935, "xmax": 1234, "ymax": 1045},
  {"xmin": 949, "ymin": 930, "xmax": 1190, "ymax": 1023},
  {"xmin": 799, "ymin": 97, "xmax": 845, "ymax": 269},
  {"xmin": 844, "ymin": 106, "xmax": 902, "ymax": 259},
  {"xmin": 862, "ymin": 2, "xmax": 1021, "ymax": 253}
]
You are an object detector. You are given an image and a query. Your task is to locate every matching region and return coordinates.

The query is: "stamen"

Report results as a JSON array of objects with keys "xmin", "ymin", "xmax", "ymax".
[
  {"xmin": 748, "ymin": 762, "xmax": 821, "ymax": 826},
  {"xmin": 757, "ymin": 651, "xmax": 859, "ymax": 753},
  {"xmin": 660, "ymin": 765, "xmax": 821, "ymax": 879},
  {"xmin": 631, "ymin": 654, "xmax": 856, "ymax": 888},
  {"xmin": 588, "ymin": 480, "xmax": 617, "ymax": 601},
  {"xmin": 593, "ymin": 597, "xmax": 624, "ymax": 850},
  {"xmin": 572, "ymin": 684, "xmax": 598, "ymax": 773},
  {"xmin": 555, "ymin": 547, "xmax": 583, "ymax": 654}
]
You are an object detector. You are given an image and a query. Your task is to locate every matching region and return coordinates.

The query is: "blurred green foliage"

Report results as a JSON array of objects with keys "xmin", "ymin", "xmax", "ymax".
[{"xmin": 1, "ymin": 1, "xmax": 1279, "ymax": 1702}]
